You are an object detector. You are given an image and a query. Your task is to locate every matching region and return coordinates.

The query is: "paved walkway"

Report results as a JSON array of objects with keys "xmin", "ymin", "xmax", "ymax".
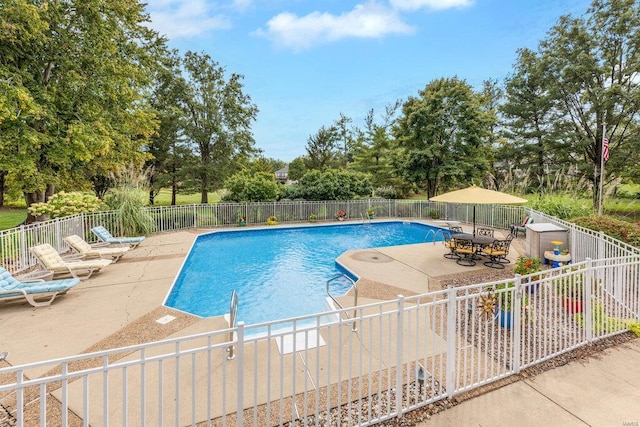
[{"xmin": 418, "ymin": 338, "xmax": 640, "ymax": 427}]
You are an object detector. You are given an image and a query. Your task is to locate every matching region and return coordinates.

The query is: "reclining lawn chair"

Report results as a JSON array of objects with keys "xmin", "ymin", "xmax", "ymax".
[
  {"xmin": 91, "ymin": 226, "xmax": 145, "ymax": 248},
  {"xmin": 64, "ymin": 234, "xmax": 130, "ymax": 262},
  {"xmin": 0, "ymin": 266, "xmax": 80, "ymax": 307},
  {"xmin": 31, "ymin": 243, "xmax": 112, "ymax": 280}
]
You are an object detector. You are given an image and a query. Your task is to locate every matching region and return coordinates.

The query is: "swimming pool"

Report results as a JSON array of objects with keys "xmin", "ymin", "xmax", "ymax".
[{"xmin": 164, "ymin": 221, "xmax": 445, "ymax": 325}]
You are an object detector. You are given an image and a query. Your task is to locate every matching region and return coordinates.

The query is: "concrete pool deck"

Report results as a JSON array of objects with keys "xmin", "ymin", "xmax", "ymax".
[
  {"xmin": 4, "ymin": 220, "xmax": 636, "ymax": 425},
  {"xmin": 1, "ymin": 221, "xmax": 520, "ymax": 372}
]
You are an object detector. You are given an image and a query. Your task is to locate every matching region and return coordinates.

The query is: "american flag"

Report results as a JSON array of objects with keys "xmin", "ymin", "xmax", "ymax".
[{"xmin": 603, "ymin": 138, "xmax": 610, "ymax": 162}]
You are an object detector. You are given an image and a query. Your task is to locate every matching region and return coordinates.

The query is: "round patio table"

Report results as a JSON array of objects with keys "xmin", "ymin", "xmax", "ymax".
[
  {"xmin": 451, "ymin": 233, "xmax": 495, "ymax": 246},
  {"xmin": 451, "ymin": 233, "xmax": 495, "ymax": 259}
]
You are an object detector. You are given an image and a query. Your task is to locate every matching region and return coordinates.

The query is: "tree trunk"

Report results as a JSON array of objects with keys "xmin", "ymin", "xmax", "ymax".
[
  {"xmin": 23, "ymin": 190, "xmax": 46, "ymax": 224},
  {"xmin": 23, "ymin": 184, "xmax": 56, "ymax": 224},
  {"xmin": 0, "ymin": 171, "xmax": 6, "ymax": 208}
]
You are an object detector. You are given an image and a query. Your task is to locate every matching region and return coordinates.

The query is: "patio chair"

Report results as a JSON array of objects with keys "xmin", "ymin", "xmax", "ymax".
[
  {"xmin": 30, "ymin": 243, "xmax": 113, "ymax": 280},
  {"xmin": 481, "ymin": 235, "xmax": 515, "ymax": 269},
  {"xmin": 91, "ymin": 226, "xmax": 145, "ymax": 248},
  {"xmin": 476, "ymin": 227, "xmax": 494, "ymax": 237},
  {"xmin": 64, "ymin": 234, "xmax": 130, "ymax": 262},
  {"xmin": 0, "ymin": 266, "xmax": 80, "ymax": 307},
  {"xmin": 510, "ymin": 216, "xmax": 533, "ymax": 238},
  {"xmin": 453, "ymin": 238, "xmax": 476, "ymax": 266},
  {"xmin": 449, "ymin": 225, "xmax": 463, "ymax": 233},
  {"xmin": 442, "ymin": 230, "xmax": 460, "ymax": 259}
]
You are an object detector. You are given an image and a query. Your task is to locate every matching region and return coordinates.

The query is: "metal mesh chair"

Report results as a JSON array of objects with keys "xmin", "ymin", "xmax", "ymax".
[
  {"xmin": 476, "ymin": 227, "xmax": 494, "ymax": 237},
  {"xmin": 454, "ymin": 238, "xmax": 476, "ymax": 266}
]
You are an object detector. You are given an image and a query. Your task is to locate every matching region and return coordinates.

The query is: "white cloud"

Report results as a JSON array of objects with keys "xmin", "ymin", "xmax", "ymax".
[
  {"xmin": 389, "ymin": 0, "xmax": 474, "ymax": 12},
  {"xmin": 147, "ymin": 0, "xmax": 232, "ymax": 39},
  {"xmin": 253, "ymin": 1, "xmax": 414, "ymax": 51}
]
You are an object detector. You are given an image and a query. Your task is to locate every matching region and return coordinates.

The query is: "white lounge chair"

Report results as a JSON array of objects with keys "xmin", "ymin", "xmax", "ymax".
[
  {"xmin": 64, "ymin": 234, "xmax": 129, "ymax": 262},
  {"xmin": 91, "ymin": 226, "xmax": 145, "ymax": 248},
  {"xmin": 30, "ymin": 243, "xmax": 112, "ymax": 280},
  {"xmin": 0, "ymin": 266, "xmax": 80, "ymax": 307}
]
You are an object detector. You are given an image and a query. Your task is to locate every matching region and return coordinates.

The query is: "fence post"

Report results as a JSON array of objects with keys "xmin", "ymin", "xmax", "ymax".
[
  {"xmin": 193, "ymin": 204, "xmax": 197, "ymax": 228},
  {"xmin": 585, "ymin": 258, "xmax": 594, "ymax": 342},
  {"xmin": 446, "ymin": 287, "xmax": 456, "ymax": 396},
  {"xmin": 512, "ymin": 275, "xmax": 522, "ymax": 373},
  {"xmin": 236, "ymin": 321, "xmax": 245, "ymax": 426},
  {"xmin": 598, "ymin": 231, "xmax": 606, "ymax": 261},
  {"xmin": 395, "ymin": 295, "xmax": 404, "ymax": 419}
]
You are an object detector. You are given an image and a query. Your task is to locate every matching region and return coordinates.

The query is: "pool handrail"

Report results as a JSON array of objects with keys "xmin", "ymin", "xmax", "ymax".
[
  {"xmin": 227, "ymin": 289, "xmax": 238, "ymax": 360},
  {"xmin": 326, "ymin": 274, "xmax": 358, "ymax": 332}
]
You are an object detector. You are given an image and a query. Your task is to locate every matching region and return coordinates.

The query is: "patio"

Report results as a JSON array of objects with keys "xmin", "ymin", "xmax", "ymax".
[{"xmin": 0, "ymin": 221, "xmax": 524, "ymax": 425}]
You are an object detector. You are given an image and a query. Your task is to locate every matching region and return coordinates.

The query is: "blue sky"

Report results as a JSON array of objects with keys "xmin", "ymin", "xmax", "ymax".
[{"xmin": 146, "ymin": 0, "xmax": 592, "ymax": 162}]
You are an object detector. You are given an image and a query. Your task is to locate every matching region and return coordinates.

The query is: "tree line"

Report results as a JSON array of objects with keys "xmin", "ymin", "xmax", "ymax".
[{"xmin": 1, "ymin": 0, "xmax": 639, "ymax": 222}]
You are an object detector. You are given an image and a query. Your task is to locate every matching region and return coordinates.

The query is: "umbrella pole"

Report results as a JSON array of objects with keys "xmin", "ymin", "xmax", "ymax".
[{"xmin": 473, "ymin": 205, "xmax": 476, "ymax": 237}]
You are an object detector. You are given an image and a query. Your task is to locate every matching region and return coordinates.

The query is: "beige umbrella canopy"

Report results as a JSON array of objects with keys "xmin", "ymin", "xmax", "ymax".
[{"xmin": 430, "ymin": 185, "xmax": 527, "ymax": 235}]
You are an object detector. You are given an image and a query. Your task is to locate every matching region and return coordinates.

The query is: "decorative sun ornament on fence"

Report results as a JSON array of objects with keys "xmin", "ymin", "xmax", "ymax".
[{"xmin": 477, "ymin": 291, "xmax": 498, "ymax": 320}]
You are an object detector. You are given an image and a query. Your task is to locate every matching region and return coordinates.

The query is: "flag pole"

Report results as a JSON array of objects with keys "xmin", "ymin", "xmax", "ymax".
[{"xmin": 598, "ymin": 122, "xmax": 607, "ymax": 216}]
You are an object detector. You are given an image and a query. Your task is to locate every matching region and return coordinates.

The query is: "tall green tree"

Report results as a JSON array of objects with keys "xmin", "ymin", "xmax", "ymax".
[
  {"xmin": 333, "ymin": 113, "xmax": 356, "ymax": 167},
  {"xmin": 287, "ymin": 156, "xmax": 308, "ymax": 181},
  {"xmin": 351, "ymin": 102, "xmax": 400, "ymax": 188},
  {"xmin": 393, "ymin": 77, "xmax": 494, "ymax": 198},
  {"xmin": 0, "ymin": 0, "xmax": 164, "ymax": 221},
  {"xmin": 539, "ymin": 0, "xmax": 640, "ymax": 208},
  {"xmin": 500, "ymin": 49, "xmax": 562, "ymax": 193},
  {"xmin": 179, "ymin": 51, "xmax": 258, "ymax": 203},
  {"xmin": 304, "ymin": 125, "xmax": 339, "ymax": 171},
  {"xmin": 147, "ymin": 52, "xmax": 191, "ymax": 205}
]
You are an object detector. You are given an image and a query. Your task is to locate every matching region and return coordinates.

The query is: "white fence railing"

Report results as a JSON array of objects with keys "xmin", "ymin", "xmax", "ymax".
[
  {"xmin": 2, "ymin": 200, "xmax": 639, "ymax": 274},
  {"xmin": 1, "ymin": 257, "xmax": 639, "ymax": 426}
]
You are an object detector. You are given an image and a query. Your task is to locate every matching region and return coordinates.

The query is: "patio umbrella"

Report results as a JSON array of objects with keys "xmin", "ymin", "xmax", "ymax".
[{"xmin": 429, "ymin": 185, "xmax": 527, "ymax": 236}]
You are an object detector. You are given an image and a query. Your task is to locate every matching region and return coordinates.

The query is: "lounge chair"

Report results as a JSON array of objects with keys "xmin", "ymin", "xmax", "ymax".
[
  {"xmin": 30, "ymin": 243, "xmax": 112, "ymax": 280},
  {"xmin": 0, "ymin": 266, "xmax": 80, "ymax": 307},
  {"xmin": 91, "ymin": 226, "xmax": 145, "ymax": 248},
  {"xmin": 64, "ymin": 234, "xmax": 129, "ymax": 262},
  {"xmin": 510, "ymin": 216, "xmax": 533, "ymax": 238}
]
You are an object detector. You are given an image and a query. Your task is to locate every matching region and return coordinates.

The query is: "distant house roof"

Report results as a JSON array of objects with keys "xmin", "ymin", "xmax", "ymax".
[{"xmin": 275, "ymin": 166, "xmax": 288, "ymax": 180}]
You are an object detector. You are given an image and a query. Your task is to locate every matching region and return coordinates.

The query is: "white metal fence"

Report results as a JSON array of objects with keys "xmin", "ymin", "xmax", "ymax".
[
  {"xmin": 2, "ymin": 201, "xmax": 640, "ymax": 425},
  {"xmin": 2, "ymin": 200, "xmax": 639, "ymax": 274},
  {"xmin": 1, "ymin": 256, "xmax": 639, "ymax": 426}
]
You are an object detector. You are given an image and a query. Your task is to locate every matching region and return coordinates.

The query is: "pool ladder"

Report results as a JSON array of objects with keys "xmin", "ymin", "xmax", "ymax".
[
  {"xmin": 227, "ymin": 289, "xmax": 238, "ymax": 360},
  {"xmin": 326, "ymin": 274, "xmax": 358, "ymax": 332},
  {"xmin": 424, "ymin": 228, "xmax": 450, "ymax": 244}
]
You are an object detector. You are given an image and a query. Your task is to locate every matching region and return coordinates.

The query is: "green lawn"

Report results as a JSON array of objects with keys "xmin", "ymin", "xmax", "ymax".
[
  {"xmin": 0, "ymin": 208, "xmax": 27, "ymax": 230},
  {"xmin": 153, "ymin": 189, "xmax": 221, "ymax": 205}
]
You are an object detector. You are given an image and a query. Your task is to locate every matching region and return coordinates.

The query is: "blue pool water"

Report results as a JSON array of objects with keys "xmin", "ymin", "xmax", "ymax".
[{"xmin": 164, "ymin": 221, "xmax": 444, "ymax": 325}]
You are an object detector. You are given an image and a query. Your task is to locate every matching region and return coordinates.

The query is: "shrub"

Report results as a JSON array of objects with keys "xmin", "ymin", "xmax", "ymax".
[
  {"xmin": 223, "ymin": 172, "xmax": 280, "ymax": 202},
  {"xmin": 284, "ymin": 169, "xmax": 373, "ymax": 201},
  {"xmin": 571, "ymin": 215, "xmax": 640, "ymax": 247},
  {"xmin": 514, "ymin": 256, "xmax": 542, "ymax": 276},
  {"xmin": 27, "ymin": 192, "xmax": 103, "ymax": 219},
  {"xmin": 374, "ymin": 186, "xmax": 398, "ymax": 199},
  {"xmin": 104, "ymin": 167, "xmax": 155, "ymax": 236},
  {"xmin": 529, "ymin": 194, "xmax": 592, "ymax": 219}
]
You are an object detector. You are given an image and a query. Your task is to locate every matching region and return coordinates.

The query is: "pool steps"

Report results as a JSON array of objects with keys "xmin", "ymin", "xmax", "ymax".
[{"xmin": 326, "ymin": 274, "xmax": 358, "ymax": 332}]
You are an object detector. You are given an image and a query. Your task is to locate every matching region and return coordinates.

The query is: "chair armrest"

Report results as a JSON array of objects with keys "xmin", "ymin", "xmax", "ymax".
[
  {"xmin": 62, "ymin": 253, "xmax": 86, "ymax": 261},
  {"xmin": 90, "ymin": 242, "xmax": 111, "ymax": 248},
  {"xmin": 15, "ymin": 270, "xmax": 54, "ymax": 283}
]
